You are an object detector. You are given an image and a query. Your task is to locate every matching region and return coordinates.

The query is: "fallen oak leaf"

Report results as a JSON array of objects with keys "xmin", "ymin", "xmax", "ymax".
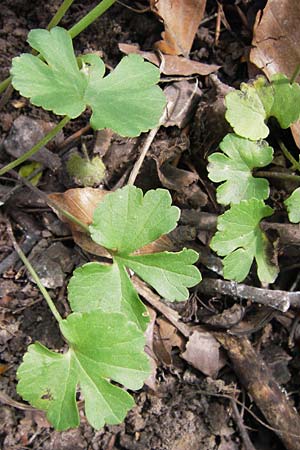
[{"xmin": 150, "ymin": 0, "xmax": 207, "ymax": 56}]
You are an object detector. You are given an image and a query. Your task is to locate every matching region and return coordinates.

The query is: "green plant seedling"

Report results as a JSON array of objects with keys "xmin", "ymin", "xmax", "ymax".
[
  {"xmin": 207, "ymin": 133, "xmax": 273, "ymax": 205},
  {"xmin": 67, "ymin": 153, "xmax": 105, "ymax": 187},
  {"xmin": 225, "ymin": 74, "xmax": 300, "ymax": 140},
  {"xmin": 210, "ymin": 199, "xmax": 278, "ymax": 283},
  {"xmin": 17, "ymin": 186, "xmax": 201, "ymax": 430},
  {"xmin": 11, "ymin": 26, "xmax": 166, "ymax": 137}
]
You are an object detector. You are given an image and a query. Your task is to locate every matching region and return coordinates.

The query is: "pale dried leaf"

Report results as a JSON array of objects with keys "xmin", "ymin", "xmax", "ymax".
[
  {"xmin": 181, "ymin": 330, "xmax": 225, "ymax": 377},
  {"xmin": 119, "ymin": 43, "xmax": 220, "ymax": 76},
  {"xmin": 150, "ymin": 0, "xmax": 206, "ymax": 56},
  {"xmin": 250, "ymin": 0, "xmax": 300, "ymax": 147}
]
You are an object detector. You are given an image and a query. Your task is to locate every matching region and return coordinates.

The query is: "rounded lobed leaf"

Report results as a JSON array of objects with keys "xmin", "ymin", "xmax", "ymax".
[
  {"xmin": 11, "ymin": 27, "xmax": 87, "ymax": 118},
  {"xmin": 11, "ymin": 27, "xmax": 166, "ymax": 136},
  {"xmin": 208, "ymin": 133, "xmax": 273, "ymax": 205},
  {"xmin": 210, "ymin": 199, "xmax": 278, "ymax": 283},
  {"xmin": 89, "ymin": 185, "xmax": 180, "ymax": 254},
  {"xmin": 68, "ymin": 262, "xmax": 149, "ymax": 331},
  {"xmin": 116, "ymin": 248, "xmax": 201, "ymax": 301},
  {"xmin": 17, "ymin": 310, "xmax": 150, "ymax": 431}
]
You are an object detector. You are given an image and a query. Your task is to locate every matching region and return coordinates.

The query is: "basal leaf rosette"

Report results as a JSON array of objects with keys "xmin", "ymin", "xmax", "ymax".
[
  {"xmin": 225, "ymin": 74, "xmax": 300, "ymax": 140},
  {"xmin": 68, "ymin": 186, "xmax": 201, "ymax": 330},
  {"xmin": 11, "ymin": 27, "xmax": 166, "ymax": 137},
  {"xmin": 208, "ymin": 133, "xmax": 273, "ymax": 205},
  {"xmin": 17, "ymin": 310, "xmax": 150, "ymax": 431},
  {"xmin": 210, "ymin": 199, "xmax": 278, "ymax": 283}
]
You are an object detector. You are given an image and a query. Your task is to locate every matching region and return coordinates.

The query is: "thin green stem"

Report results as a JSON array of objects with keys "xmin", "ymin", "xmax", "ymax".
[
  {"xmin": 0, "ymin": 0, "xmax": 76, "ymax": 96},
  {"xmin": 47, "ymin": 0, "xmax": 75, "ymax": 30},
  {"xmin": 0, "ymin": 76, "xmax": 12, "ymax": 95},
  {"xmin": 0, "ymin": 0, "xmax": 116, "ymax": 96},
  {"xmin": 6, "ymin": 220, "xmax": 63, "ymax": 324},
  {"xmin": 0, "ymin": 116, "xmax": 70, "ymax": 176},
  {"xmin": 278, "ymin": 139, "xmax": 300, "ymax": 172},
  {"xmin": 290, "ymin": 64, "xmax": 300, "ymax": 84},
  {"xmin": 69, "ymin": 0, "xmax": 116, "ymax": 38},
  {"xmin": 255, "ymin": 170, "xmax": 300, "ymax": 182}
]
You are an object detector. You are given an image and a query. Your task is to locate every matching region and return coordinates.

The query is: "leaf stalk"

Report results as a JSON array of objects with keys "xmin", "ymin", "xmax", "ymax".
[
  {"xmin": 0, "ymin": 116, "xmax": 70, "ymax": 176},
  {"xmin": 6, "ymin": 220, "xmax": 63, "ymax": 324},
  {"xmin": 278, "ymin": 140, "xmax": 300, "ymax": 173},
  {"xmin": 47, "ymin": 0, "xmax": 76, "ymax": 30},
  {"xmin": 69, "ymin": 0, "xmax": 117, "ymax": 38}
]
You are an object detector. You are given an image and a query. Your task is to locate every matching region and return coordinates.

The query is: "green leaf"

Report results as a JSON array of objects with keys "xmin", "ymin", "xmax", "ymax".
[
  {"xmin": 84, "ymin": 53, "xmax": 166, "ymax": 137},
  {"xmin": 17, "ymin": 310, "xmax": 150, "ymax": 431},
  {"xmin": 11, "ymin": 27, "xmax": 88, "ymax": 118},
  {"xmin": 19, "ymin": 162, "xmax": 43, "ymax": 186},
  {"xmin": 269, "ymin": 74, "xmax": 300, "ymax": 129},
  {"xmin": 207, "ymin": 133, "xmax": 273, "ymax": 205},
  {"xmin": 225, "ymin": 74, "xmax": 300, "ymax": 140},
  {"xmin": 284, "ymin": 187, "xmax": 300, "ymax": 223},
  {"xmin": 225, "ymin": 82, "xmax": 269, "ymax": 140},
  {"xmin": 67, "ymin": 153, "xmax": 105, "ymax": 187},
  {"xmin": 68, "ymin": 262, "xmax": 149, "ymax": 331},
  {"xmin": 11, "ymin": 27, "xmax": 166, "ymax": 136},
  {"xmin": 90, "ymin": 185, "xmax": 180, "ymax": 254},
  {"xmin": 89, "ymin": 185, "xmax": 201, "ymax": 302},
  {"xmin": 210, "ymin": 199, "xmax": 278, "ymax": 283},
  {"xmin": 116, "ymin": 249, "xmax": 201, "ymax": 301}
]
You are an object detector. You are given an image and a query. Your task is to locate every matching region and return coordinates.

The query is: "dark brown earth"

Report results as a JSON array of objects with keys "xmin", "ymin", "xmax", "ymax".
[{"xmin": 0, "ymin": 1, "xmax": 299, "ymax": 449}]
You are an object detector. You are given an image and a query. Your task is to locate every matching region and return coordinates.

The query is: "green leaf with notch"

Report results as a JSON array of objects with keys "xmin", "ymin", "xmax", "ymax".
[
  {"xmin": 284, "ymin": 187, "xmax": 300, "ymax": 223},
  {"xmin": 11, "ymin": 27, "xmax": 166, "ymax": 137},
  {"xmin": 116, "ymin": 250, "xmax": 200, "ymax": 301},
  {"xmin": 207, "ymin": 133, "xmax": 273, "ymax": 205},
  {"xmin": 88, "ymin": 185, "xmax": 201, "ymax": 302},
  {"xmin": 210, "ymin": 199, "xmax": 278, "ymax": 283},
  {"xmin": 225, "ymin": 74, "xmax": 300, "ymax": 140},
  {"xmin": 90, "ymin": 186, "xmax": 180, "ymax": 254},
  {"xmin": 17, "ymin": 310, "xmax": 150, "ymax": 431},
  {"xmin": 68, "ymin": 262, "xmax": 149, "ymax": 331}
]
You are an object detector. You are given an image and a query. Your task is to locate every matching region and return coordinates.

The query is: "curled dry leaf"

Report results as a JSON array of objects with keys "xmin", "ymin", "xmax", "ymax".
[
  {"xmin": 119, "ymin": 43, "xmax": 220, "ymax": 76},
  {"xmin": 49, "ymin": 188, "xmax": 110, "ymax": 257},
  {"xmin": 48, "ymin": 188, "xmax": 174, "ymax": 256},
  {"xmin": 150, "ymin": 0, "xmax": 207, "ymax": 56},
  {"xmin": 250, "ymin": 0, "xmax": 300, "ymax": 147}
]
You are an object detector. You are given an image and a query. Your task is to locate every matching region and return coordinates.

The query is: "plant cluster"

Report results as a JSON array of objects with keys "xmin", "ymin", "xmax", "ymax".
[
  {"xmin": 207, "ymin": 73, "xmax": 300, "ymax": 283},
  {"xmin": 3, "ymin": 0, "xmax": 300, "ymax": 432},
  {"xmin": 4, "ymin": 22, "xmax": 201, "ymax": 430}
]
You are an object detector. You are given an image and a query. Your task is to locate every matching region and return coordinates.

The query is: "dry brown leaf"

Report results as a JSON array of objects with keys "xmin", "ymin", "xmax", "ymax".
[
  {"xmin": 181, "ymin": 330, "xmax": 226, "ymax": 377},
  {"xmin": 48, "ymin": 188, "xmax": 110, "ymax": 257},
  {"xmin": 250, "ymin": 0, "xmax": 300, "ymax": 147},
  {"xmin": 150, "ymin": 0, "xmax": 206, "ymax": 56},
  {"xmin": 48, "ymin": 188, "xmax": 175, "ymax": 256},
  {"xmin": 119, "ymin": 43, "xmax": 220, "ymax": 76},
  {"xmin": 153, "ymin": 317, "xmax": 185, "ymax": 365}
]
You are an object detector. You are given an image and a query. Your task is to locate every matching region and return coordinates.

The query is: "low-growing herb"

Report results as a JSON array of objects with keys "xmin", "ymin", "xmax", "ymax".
[
  {"xmin": 209, "ymin": 73, "xmax": 300, "ymax": 283},
  {"xmin": 16, "ymin": 186, "xmax": 201, "ymax": 430}
]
